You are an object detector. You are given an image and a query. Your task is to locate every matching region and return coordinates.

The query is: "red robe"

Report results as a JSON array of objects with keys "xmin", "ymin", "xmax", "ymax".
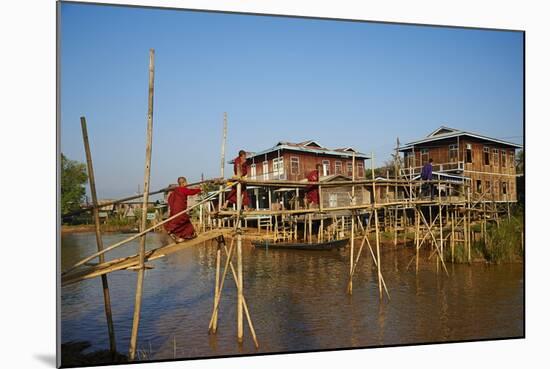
[
  {"xmin": 226, "ymin": 156, "xmax": 250, "ymax": 207},
  {"xmin": 165, "ymin": 186, "xmax": 201, "ymax": 238},
  {"xmin": 305, "ymin": 169, "xmax": 320, "ymax": 204}
]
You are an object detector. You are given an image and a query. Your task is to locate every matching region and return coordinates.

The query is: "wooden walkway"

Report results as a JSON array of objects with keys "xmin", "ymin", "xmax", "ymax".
[{"xmin": 62, "ymin": 229, "xmax": 231, "ymax": 286}]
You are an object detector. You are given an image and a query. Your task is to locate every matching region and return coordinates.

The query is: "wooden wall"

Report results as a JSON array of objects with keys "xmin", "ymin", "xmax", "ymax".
[
  {"xmin": 402, "ymin": 136, "xmax": 518, "ymax": 201},
  {"xmin": 247, "ymin": 150, "xmax": 367, "ymax": 181}
]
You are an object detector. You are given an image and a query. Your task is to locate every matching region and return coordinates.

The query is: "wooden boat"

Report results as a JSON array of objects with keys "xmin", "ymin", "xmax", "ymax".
[{"xmin": 252, "ymin": 238, "xmax": 349, "ymax": 251}]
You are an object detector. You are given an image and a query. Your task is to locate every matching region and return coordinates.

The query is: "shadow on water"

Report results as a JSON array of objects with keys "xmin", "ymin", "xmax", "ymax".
[{"xmin": 61, "ymin": 232, "xmax": 524, "ymax": 364}]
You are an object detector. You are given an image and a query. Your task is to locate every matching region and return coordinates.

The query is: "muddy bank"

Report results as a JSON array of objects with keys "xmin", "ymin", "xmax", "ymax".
[{"xmin": 61, "ymin": 341, "xmax": 127, "ymax": 367}]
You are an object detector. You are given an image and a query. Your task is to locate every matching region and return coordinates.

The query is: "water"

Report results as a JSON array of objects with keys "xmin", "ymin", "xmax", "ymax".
[{"xmin": 61, "ymin": 232, "xmax": 524, "ymax": 361}]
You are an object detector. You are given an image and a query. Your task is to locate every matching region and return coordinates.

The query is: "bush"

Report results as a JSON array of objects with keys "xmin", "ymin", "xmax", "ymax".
[{"xmin": 478, "ymin": 214, "xmax": 523, "ymax": 263}]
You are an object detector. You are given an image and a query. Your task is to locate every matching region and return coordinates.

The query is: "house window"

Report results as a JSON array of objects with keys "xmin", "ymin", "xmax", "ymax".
[
  {"xmin": 250, "ymin": 164, "xmax": 256, "ymax": 179},
  {"xmin": 262, "ymin": 161, "xmax": 269, "ymax": 180},
  {"xmin": 501, "ymin": 150, "xmax": 507, "ymax": 167},
  {"xmin": 509, "ymin": 152, "xmax": 515, "ymax": 168},
  {"xmin": 272, "ymin": 157, "xmax": 284, "ymax": 177},
  {"xmin": 357, "ymin": 163, "xmax": 364, "ymax": 178},
  {"xmin": 449, "ymin": 144, "xmax": 458, "ymax": 162},
  {"xmin": 483, "ymin": 147, "xmax": 490, "ymax": 165},
  {"xmin": 322, "ymin": 160, "xmax": 330, "ymax": 176},
  {"xmin": 347, "ymin": 162, "xmax": 353, "ymax": 176},
  {"xmin": 492, "ymin": 149, "xmax": 499, "ymax": 167},
  {"xmin": 476, "ymin": 180, "xmax": 482, "ymax": 193},
  {"xmin": 421, "ymin": 149, "xmax": 429, "ymax": 165},
  {"xmin": 329, "ymin": 193, "xmax": 338, "ymax": 207},
  {"xmin": 335, "ymin": 161, "xmax": 342, "ymax": 174},
  {"xmin": 404, "ymin": 152, "xmax": 415, "ymax": 168},
  {"xmin": 466, "ymin": 144, "xmax": 473, "ymax": 163},
  {"xmin": 290, "ymin": 156, "xmax": 300, "ymax": 175},
  {"xmin": 502, "ymin": 181, "xmax": 507, "ymax": 195},
  {"xmin": 493, "ymin": 180, "xmax": 499, "ymax": 196},
  {"xmin": 485, "ymin": 181, "xmax": 491, "ymax": 193}
]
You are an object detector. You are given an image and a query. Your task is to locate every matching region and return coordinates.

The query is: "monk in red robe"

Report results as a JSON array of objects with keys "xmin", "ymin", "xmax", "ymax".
[
  {"xmin": 165, "ymin": 177, "xmax": 201, "ymax": 242},
  {"xmin": 223, "ymin": 150, "xmax": 250, "ymax": 210},
  {"xmin": 305, "ymin": 164, "xmax": 322, "ymax": 208}
]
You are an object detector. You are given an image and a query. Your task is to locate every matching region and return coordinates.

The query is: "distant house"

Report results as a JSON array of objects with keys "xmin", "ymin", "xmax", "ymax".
[
  {"xmin": 234, "ymin": 140, "xmax": 370, "ymax": 181},
  {"xmin": 399, "ymin": 126, "xmax": 522, "ymax": 202},
  {"xmin": 226, "ymin": 141, "xmax": 370, "ymax": 210}
]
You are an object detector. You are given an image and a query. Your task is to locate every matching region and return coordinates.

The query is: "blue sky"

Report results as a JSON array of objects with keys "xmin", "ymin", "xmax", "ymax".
[{"xmin": 60, "ymin": 3, "xmax": 523, "ymax": 198}]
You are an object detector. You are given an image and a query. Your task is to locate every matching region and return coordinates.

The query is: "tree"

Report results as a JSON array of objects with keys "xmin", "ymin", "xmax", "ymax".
[
  {"xmin": 515, "ymin": 149, "xmax": 524, "ymax": 174},
  {"xmin": 61, "ymin": 153, "xmax": 88, "ymax": 214}
]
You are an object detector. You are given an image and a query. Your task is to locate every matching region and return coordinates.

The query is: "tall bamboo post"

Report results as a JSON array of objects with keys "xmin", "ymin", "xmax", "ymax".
[
  {"xmin": 348, "ymin": 153, "xmax": 356, "ymax": 294},
  {"xmin": 80, "ymin": 117, "xmax": 117, "ymax": 356},
  {"xmin": 438, "ymin": 180, "xmax": 444, "ymax": 270},
  {"xmin": 402, "ymin": 207, "xmax": 407, "ymax": 245},
  {"xmin": 218, "ymin": 113, "xmax": 227, "ymax": 225},
  {"xmin": 236, "ymin": 181, "xmax": 244, "ymax": 343},
  {"xmin": 211, "ymin": 238, "xmax": 222, "ymax": 333},
  {"xmin": 308, "ymin": 214, "xmax": 313, "ymax": 244},
  {"xmin": 467, "ymin": 187, "xmax": 472, "ymax": 263},
  {"xmin": 371, "ymin": 152, "xmax": 383, "ymax": 299},
  {"xmin": 415, "ymin": 206, "xmax": 420, "ymax": 272},
  {"xmin": 129, "ymin": 48, "xmax": 155, "ymax": 361},
  {"xmin": 451, "ymin": 211, "xmax": 455, "ymax": 263}
]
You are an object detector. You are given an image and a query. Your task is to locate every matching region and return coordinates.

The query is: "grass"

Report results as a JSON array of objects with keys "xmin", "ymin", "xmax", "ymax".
[
  {"xmin": 477, "ymin": 213, "xmax": 524, "ymax": 263},
  {"xmin": 442, "ymin": 211, "xmax": 524, "ymax": 264}
]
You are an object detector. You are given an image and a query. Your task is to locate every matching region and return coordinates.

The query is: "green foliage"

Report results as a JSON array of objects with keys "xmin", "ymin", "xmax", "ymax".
[
  {"xmin": 479, "ymin": 214, "xmax": 524, "ymax": 263},
  {"xmin": 516, "ymin": 149, "xmax": 524, "ymax": 174},
  {"xmin": 61, "ymin": 153, "xmax": 88, "ymax": 214},
  {"xmin": 443, "ymin": 212, "xmax": 524, "ymax": 264}
]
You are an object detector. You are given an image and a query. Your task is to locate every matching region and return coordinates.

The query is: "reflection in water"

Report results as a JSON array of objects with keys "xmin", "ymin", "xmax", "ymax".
[{"xmin": 61, "ymin": 232, "xmax": 523, "ymax": 361}]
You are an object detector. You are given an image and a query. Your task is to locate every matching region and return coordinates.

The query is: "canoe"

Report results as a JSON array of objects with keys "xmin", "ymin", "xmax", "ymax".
[{"xmin": 252, "ymin": 238, "xmax": 349, "ymax": 251}]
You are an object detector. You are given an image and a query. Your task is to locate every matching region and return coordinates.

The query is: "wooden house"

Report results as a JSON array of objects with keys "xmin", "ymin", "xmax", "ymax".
[
  {"xmin": 228, "ymin": 140, "xmax": 370, "ymax": 211},
  {"xmin": 239, "ymin": 140, "xmax": 370, "ymax": 181},
  {"xmin": 399, "ymin": 126, "xmax": 522, "ymax": 202}
]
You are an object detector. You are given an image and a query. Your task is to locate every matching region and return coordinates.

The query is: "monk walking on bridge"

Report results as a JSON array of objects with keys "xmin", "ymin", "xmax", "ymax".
[
  {"xmin": 165, "ymin": 177, "xmax": 202, "ymax": 242},
  {"xmin": 223, "ymin": 149, "xmax": 250, "ymax": 210}
]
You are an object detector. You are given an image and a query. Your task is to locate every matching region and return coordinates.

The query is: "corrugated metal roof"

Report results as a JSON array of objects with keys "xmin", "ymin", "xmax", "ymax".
[
  {"xmin": 399, "ymin": 127, "xmax": 522, "ymax": 150},
  {"xmin": 234, "ymin": 141, "xmax": 370, "ymax": 163}
]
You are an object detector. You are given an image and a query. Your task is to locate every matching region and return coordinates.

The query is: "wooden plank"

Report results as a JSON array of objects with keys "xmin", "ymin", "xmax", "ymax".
[{"xmin": 62, "ymin": 229, "xmax": 230, "ymax": 286}]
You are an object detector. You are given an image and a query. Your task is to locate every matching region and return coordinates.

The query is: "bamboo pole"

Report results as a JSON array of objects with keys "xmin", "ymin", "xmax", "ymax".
[
  {"xmin": 236, "ymin": 182, "xmax": 243, "ymax": 343},
  {"xmin": 418, "ymin": 210, "xmax": 449, "ymax": 276},
  {"xmin": 415, "ymin": 207, "xmax": 420, "ymax": 272},
  {"xmin": 349, "ymin": 153, "xmax": 356, "ymax": 294},
  {"xmin": 208, "ymin": 238, "xmax": 235, "ymax": 330},
  {"xmin": 129, "ymin": 48, "xmax": 155, "ymax": 361},
  {"xmin": 220, "ymin": 242, "xmax": 259, "ymax": 348},
  {"xmin": 371, "ymin": 152, "xmax": 383, "ymax": 299},
  {"xmin": 211, "ymin": 238, "xmax": 222, "ymax": 333},
  {"xmin": 308, "ymin": 214, "xmax": 312, "ymax": 244},
  {"xmin": 218, "ymin": 113, "xmax": 227, "ymax": 225},
  {"xmin": 80, "ymin": 117, "xmax": 117, "ymax": 356},
  {"xmin": 451, "ymin": 211, "xmax": 455, "ymax": 263},
  {"xmin": 62, "ymin": 178, "xmax": 220, "ymax": 219},
  {"xmin": 467, "ymin": 188, "xmax": 471, "ymax": 263},
  {"xmin": 63, "ymin": 183, "xmax": 235, "ymax": 275}
]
